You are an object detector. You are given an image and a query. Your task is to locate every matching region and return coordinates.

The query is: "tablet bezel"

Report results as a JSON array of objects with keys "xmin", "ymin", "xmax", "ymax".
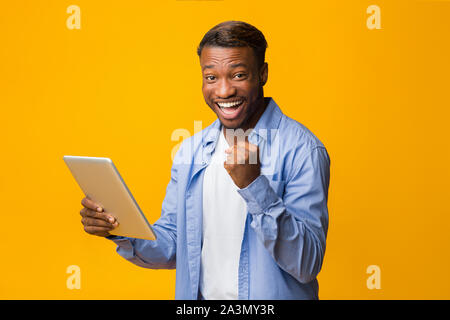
[{"xmin": 63, "ymin": 155, "xmax": 156, "ymax": 240}]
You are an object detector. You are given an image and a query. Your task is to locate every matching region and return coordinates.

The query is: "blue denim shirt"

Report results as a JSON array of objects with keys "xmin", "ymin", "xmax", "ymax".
[{"xmin": 108, "ymin": 97, "xmax": 330, "ymax": 300}]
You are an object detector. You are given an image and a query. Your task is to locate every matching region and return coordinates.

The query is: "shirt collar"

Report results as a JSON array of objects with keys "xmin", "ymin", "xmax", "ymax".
[{"xmin": 202, "ymin": 97, "xmax": 283, "ymax": 147}]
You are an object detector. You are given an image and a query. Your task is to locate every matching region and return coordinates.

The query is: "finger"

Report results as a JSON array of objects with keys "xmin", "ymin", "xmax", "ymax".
[
  {"xmin": 249, "ymin": 145, "xmax": 260, "ymax": 164},
  {"xmin": 80, "ymin": 207, "xmax": 105, "ymax": 219},
  {"xmin": 80, "ymin": 207, "xmax": 116, "ymax": 224},
  {"xmin": 87, "ymin": 217, "xmax": 119, "ymax": 229},
  {"xmin": 81, "ymin": 217, "xmax": 115, "ymax": 229},
  {"xmin": 238, "ymin": 141, "xmax": 258, "ymax": 164},
  {"xmin": 247, "ymin": 142, "xmax": 259, "ymax": 156},
  {"xmin": 232, "ymin": 144, "xmax": 246, "ymax": 164},
  {"xmin": 81, "ymin": 197, "xmax": 103, "ymax": 212},
  {"xmin": 83, "ymin": 225, "xmax": 111, "ymax": 237},
  {"xmin": 238, "ymin": 140, "xmax": 250, "ymax": 153},
  {"xmin": 247, "ymin": 140, "xmax": 258, "ymax": 149}
]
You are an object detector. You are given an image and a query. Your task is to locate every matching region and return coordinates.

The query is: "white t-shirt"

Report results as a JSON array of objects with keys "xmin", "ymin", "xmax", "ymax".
[{"xmin": 199, "ymin": 129, "xmax": 248, "ymax": 300}]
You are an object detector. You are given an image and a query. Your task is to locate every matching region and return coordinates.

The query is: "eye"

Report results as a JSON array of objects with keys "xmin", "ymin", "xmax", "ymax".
[
  {"xmin": 234, "ymin": 73, "xmax": 246, "ymax": 79},
  {"xmin": 205, "ymin": 75, "xmax": 216, "ymax": 81}
]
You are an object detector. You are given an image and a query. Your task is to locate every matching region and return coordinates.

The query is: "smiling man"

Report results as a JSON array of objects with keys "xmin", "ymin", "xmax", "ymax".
[{"xmin": 79, "ymin": 21, "xmax": 330, "ymax": 300}]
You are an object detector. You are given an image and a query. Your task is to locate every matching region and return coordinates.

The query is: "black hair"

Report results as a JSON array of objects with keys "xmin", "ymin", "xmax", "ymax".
[{"xmin": 197, "ymin": 21, "xmax": 268, "ymax": 68}]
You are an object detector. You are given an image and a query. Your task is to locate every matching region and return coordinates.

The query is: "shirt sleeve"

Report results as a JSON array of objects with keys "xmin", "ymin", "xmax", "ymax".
[
  {"xmin": 237, "ymin": 146, "xmax": 330, "ymax": 283},
  {"xmin": 106, "ymin": 161, "xmax": 178, "ymax": 270}
]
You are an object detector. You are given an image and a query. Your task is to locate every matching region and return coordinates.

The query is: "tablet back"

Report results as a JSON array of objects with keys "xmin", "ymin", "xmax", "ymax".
[{"xmin": 63, "ymin": 156, "xmax": 156, "ymax": 240}]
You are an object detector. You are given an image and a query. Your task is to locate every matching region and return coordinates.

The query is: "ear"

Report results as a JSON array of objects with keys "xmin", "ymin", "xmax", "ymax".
[{"xmin": 260, "ymin": 62, "xmax": 268, "ymax": 86}]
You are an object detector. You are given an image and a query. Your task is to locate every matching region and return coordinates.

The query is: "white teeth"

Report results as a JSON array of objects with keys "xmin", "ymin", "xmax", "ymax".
[
  {"xmin": 221, "ymin": 107, "xmax": 237, "ymax": 115},
  {"xmin": 217, "ymin": 100, "xmax": 242, "ymax": 108}
]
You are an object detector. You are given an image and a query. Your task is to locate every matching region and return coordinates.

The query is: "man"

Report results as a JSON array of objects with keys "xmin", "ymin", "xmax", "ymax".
[{"xmin": 79, "ymin": 21, "xmax": 330, "ymax": 300}]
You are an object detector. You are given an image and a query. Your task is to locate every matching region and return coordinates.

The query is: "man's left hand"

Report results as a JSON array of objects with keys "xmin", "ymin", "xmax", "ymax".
[{"xmin": 224, "ymin": 139, "xmax": 261, "ymax": 189}]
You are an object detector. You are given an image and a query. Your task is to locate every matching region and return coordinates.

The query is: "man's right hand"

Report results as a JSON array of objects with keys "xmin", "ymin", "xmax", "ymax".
[{"xmin": 80, "ymin": 197, "xmax": 119, "ymax": 237}]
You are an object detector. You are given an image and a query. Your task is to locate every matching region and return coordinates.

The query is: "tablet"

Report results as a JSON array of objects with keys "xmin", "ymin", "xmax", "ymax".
[{"xmin": 63, "ymin": 155, "xmax": 156, "ymax": 240}]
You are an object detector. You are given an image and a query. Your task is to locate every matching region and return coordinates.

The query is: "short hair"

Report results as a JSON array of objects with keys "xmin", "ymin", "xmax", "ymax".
[{"xmin": 197, "ymin": 21, "xmax": 268, "ymax": 69}]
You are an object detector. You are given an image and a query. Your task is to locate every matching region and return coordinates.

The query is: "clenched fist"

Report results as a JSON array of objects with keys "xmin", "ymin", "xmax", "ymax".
[{"xmin": 224, "ymin": 138, "xmax": 261, "ymax": 189}]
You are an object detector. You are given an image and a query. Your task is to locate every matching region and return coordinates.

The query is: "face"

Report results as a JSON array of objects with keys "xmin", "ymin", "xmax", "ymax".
[{"xmin": 200, "ymin": 46, "xmax": 268, "ymax": 130}]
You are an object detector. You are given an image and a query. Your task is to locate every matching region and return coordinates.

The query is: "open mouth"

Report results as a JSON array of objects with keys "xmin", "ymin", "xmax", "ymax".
[{"xmin": 215, "ymin": 100, "xmax": 244, "ymax": 119}]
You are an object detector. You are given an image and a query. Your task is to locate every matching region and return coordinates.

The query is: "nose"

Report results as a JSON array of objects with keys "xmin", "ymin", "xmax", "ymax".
[{"xmin": 215, "ymin": 78, "xmax": 237, "ymax": 99}]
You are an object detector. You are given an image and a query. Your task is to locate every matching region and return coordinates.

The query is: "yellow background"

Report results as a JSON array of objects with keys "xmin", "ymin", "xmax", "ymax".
[{"xmin": 1, "ymin": 0, "xmax": 449, "ymax": 299}]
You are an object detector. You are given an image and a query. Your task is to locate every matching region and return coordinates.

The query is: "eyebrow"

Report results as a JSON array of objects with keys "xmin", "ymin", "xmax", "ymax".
[
  {"xmin": 202, "ymin": 62, "xmax": 249, "ymax": 71},
  {"xmin": 203, "ymin": 65, "xmax": 215, "ymax": 70}
]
